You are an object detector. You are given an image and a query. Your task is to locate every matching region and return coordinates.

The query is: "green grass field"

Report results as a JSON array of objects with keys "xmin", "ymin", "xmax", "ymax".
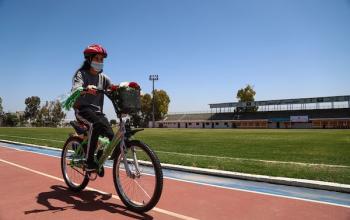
[{"xmin": 0, "ymin": 127, "xmax": 349, "ymax": 184}]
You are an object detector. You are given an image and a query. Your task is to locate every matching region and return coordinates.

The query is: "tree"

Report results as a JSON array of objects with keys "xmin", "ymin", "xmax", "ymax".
[
  {"xmin": 3, "ymin": 113, "xmax": 19, "ymax": 127},
  {"xmin": 129, "ymin": 113, "xmax": 142, "ymax": 128},
  {"xmin": 24, "ymin": 96, "xmax": 41, "ymax": 124},
  {"xmin": 35, "ymin": 101, "xmax": 49, "ymax": 127},
  {"xmin": 235, "ymin": 84, "xmax": 258, "ymax": 112},
  {"xmin": 18, "ymin": 114, "xmax": 27, "ymax": 127},
  {"xmin": 0, "ymin": 97, "xmax": 3, "ymax": 115},
  {"xmin": 137, "ymin": 90, "xmax": 170, "ymax": 127},
  {"xmin": 35, "ymin": 101, "xmax": 65, "ymax": 127},
  {"xmin": 0, "ymin": 97, "xmax": 3, "ymax": 126},
  {"xmin": 51, "ymin": 101, "xmax": 66, "ymax": 127},
  {"xmin": 140, "ymin": 93, "xmax": 152, "ymax": 126},
  {"xmin": 154, "ymin": 90, "xmax": 170, "ymax": 121}
]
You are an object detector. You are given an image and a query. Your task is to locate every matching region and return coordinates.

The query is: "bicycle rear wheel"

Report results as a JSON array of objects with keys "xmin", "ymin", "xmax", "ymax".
[
  {"xmin": 113, "ymin": 140, "xmax": 163, "ymax": 213},
  {"xmin": 61, "ymin": 136, "xmax": 89, "ymax": 192}
]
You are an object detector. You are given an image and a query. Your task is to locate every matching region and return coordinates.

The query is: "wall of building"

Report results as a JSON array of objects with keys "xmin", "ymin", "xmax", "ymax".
[
  {"xmin": 312, "ymin": 119, "xmax": 350, "ymax": 129},
  {"xmin": 156, "ymin": 120, "xmax": 269, "ymax": 129},
  {"xmin": 237, "ymin": 121, "xmax": 268, "ymax": 129},
  {"xmin": 187, "ymin": 122, "xmax": 203, "ymax": 128},
  {"xmin": 156, "ymin": 118, "xmax": 350, "ymax": 129},
  {"xmin": 291, "ymin": 122, "xmax": 312, "ymax": 129}
]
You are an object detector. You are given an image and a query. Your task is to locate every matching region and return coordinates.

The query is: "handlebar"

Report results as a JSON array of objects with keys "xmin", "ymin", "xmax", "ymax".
[
  {"xmin": 82, "ymin": 87, "xmax": 112, "ymax": 95},
  {"xmin": 81, "ymin": 86, "xmax": 138, "ymax": 119},
  {"xmin": 82, "ymin": 87, "xmax": 121, "ymax": 117}
]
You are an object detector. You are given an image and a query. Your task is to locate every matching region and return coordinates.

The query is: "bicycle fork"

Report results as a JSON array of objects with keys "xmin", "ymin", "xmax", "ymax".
[{"xmin": 120, "ymin": 140, "xmax": 141, "ymax": 179}]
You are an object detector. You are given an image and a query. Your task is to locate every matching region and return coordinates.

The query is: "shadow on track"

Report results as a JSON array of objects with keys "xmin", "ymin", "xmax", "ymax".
[{"xmin": 24, "ymin": 185, "xmax": 153, "ymax": 219}]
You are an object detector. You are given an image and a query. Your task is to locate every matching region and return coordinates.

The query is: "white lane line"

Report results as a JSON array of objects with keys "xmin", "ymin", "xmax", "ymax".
[
  {"xmin": 0, "ymin": 136, "xmax": 348, "ymax": 168},
  {"xmin": 0, "ymin": 158, "xmax": 199, "ymax": 220},
  {"xmin": 1, "ymin": 143, "xmax": 350, "ymax": 209}
]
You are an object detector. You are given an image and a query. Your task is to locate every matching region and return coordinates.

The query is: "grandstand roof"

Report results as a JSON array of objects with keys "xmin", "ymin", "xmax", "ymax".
[{"xmin": 209, "ymin": 95, "xmax": 350, "ymax": 109}]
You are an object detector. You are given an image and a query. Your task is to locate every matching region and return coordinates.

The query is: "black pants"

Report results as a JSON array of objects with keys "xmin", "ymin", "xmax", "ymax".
[{"xmin": 75, "ymin": 108, "xmax": 114, "ymax": 164}]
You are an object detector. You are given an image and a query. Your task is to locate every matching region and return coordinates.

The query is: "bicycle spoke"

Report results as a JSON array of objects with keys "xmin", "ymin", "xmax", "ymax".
[
  {"xmin": 115, "ymin": 144, "xmax": 158, "ymax": 208},
  {"xmin": 133, "ymin": 179, "xmax": 151, "ymax": 199},
  {"xmin": 62, "ymin": 139, "xmax": 87, "ymax": 188},
  {"xmin": 70, "ymin": 166, "xmax": 86, "ymax": 176}
]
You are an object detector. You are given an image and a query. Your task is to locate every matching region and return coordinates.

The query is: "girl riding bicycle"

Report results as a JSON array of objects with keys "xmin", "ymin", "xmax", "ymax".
[
  {"xmin": 71, "ymin": 44, "xmax": 116, "ymax": 171},
  {"xmin": 62, "ymin": 46, "xmax": 163, "ymax": 212}
]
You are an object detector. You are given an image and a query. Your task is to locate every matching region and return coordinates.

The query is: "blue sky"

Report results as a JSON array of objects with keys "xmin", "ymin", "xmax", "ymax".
[{"xmin": 0, "ymin": 0, "xmax": 349, "ymax": 119}]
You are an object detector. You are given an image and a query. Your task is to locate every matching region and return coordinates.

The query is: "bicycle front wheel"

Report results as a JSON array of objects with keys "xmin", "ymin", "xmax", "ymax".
[{"xmin": 113, "ymin": 140, "xmax": 163, "ymax": 213}]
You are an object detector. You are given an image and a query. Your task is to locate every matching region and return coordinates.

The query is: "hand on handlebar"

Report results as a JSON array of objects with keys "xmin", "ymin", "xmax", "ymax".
[
  {"xmin": 108, "ymin": 84, "xmax": 119, "ymax": 92},
  {"xmin": 87, "ymin": 85, "xmax": 97, "ymax": 90},
  {"xmin": 83, "ymin": 85, "xmax": 98, "ymax": 95},
  {"xmin": 81, "ymin": 84, "xmax": 119, "ymax": 96}
]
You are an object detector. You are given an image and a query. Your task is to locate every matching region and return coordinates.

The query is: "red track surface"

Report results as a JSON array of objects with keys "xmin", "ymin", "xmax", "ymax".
[{"xmin": 0, "ymin": 146, "xmax": 349, "ymax": 220}]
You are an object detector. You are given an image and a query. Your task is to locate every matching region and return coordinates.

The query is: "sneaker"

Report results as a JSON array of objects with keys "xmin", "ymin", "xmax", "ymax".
[
  {"xmin": 96, "ymin": 149, "xmax": 103, "ymax": 161},
  {"xmin": 85, "ymin": 161, "xmax": 99, "ymax": 172},
  {"xmin": 97, "ymin": 166, "xmax": 105, "ymax": 177},
  {"xmin": 94, "ymin": 151, "xmax": 104, "ymax": 177}
]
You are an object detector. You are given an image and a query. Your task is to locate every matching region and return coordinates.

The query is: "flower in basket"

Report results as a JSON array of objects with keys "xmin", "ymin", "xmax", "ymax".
[
  {"xmin": 129, "ymin": 82, "xmax": 140, "ymax": 90},
  {"xmin": 118, "ymin": 82, "xmax": 141, "ymax": 91}
]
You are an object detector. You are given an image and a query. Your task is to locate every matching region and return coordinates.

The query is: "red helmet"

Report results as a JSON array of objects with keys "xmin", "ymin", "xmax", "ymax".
[{"xmin": 83, "ymin": 44, "xmax": 107, "ymax": 58}]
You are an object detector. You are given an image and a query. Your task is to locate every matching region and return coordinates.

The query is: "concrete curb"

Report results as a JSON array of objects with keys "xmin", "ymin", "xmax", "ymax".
[
  {"xmin": 1, "ymin": 139, "xmax": 349, "ymax": 193},
  {"xmin": 159, "ymin": 163, "xmax": 350, "ymax": 193}
]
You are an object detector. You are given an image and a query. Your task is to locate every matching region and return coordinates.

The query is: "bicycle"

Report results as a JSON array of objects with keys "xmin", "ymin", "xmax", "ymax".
[{"xmin": 60, "ymin": 88, "xmax": 163, "ymax": 213}]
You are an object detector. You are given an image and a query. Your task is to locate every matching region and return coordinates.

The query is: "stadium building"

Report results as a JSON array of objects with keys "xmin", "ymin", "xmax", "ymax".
[{"xmin": 156, "ymin": 95, "xmax": 350, "ymax": 129}]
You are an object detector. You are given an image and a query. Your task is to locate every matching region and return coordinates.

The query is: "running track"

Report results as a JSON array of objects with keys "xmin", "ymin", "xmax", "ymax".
[{"xmin": 0, "ymin": 143, "xmax": 349, "ymax": 220}]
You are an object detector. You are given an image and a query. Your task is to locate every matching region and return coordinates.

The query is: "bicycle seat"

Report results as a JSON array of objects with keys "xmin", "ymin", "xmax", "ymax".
[{"xmin": 70, "ymin": 121, "xmax": 88, "ymax": 135}]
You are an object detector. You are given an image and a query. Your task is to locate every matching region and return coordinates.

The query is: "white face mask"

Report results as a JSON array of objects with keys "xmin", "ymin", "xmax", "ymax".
[{"xmin": 91, "ymin": 61, "xmax": 104, "ymax": 72}]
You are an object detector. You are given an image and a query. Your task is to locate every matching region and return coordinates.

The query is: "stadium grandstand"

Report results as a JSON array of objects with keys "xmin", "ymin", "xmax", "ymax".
[{"xmin": 156, "ymin": 95, "xmax": 350, "ymax": 129}]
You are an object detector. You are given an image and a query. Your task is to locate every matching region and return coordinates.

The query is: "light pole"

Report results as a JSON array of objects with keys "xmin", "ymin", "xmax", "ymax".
[{"xmin": 149, "ymin": 74, "xmax": 158, "ymax": 128}]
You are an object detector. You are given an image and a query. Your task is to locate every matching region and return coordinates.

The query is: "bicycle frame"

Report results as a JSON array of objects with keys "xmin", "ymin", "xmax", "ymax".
[
  {"xmin": 71, "ymin": 118, "xmax": 138, "ymax": 178},
  {"xmin": 96, "ymin": 118, "xmax": 136, "ymax": 178},
  {"xmin": 70, "ymin": 88, "xmax": 141, "ymax": 178}
]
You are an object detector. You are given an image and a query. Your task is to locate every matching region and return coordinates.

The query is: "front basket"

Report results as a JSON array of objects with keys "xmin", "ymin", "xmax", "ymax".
[{"xmin": 117, "ymin": 89, "xmax": 141, "ymax": 114}]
